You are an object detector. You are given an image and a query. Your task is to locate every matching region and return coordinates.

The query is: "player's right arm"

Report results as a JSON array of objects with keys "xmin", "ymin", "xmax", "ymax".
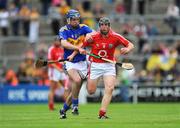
[
  {"xmin": 59, "ymin": 26, "xmax": 81, "ymax": 51},
  {"xmin": 67, "ymin": 42, "xmax": 87, "ymax": 61},
  {"xmin": 78, "ymin": 32, "xmax": 96, "ymax": 55},
  {"xmin": 84, "ymin": 32, "xmax": 95, "ymax": 44},
  {"xmin": 61, "ymin": 39, "xmax": 80, "ymax": 51}
]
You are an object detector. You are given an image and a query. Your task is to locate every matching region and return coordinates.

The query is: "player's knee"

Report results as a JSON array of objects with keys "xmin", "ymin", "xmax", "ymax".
[
  {"xmin": 73, "ymin": 78, "xmax": 82, "ymax": 85},
  {"xmin": 87, "ymin": 88, "xmax": 96, "ymax": 95},
  {"xmin": 88, "ymin": 90, "xmax": 95, "ymax": 95},
  {"xmin": 106, "ymin": 86, "xmax": 114, "ymax": 94}
]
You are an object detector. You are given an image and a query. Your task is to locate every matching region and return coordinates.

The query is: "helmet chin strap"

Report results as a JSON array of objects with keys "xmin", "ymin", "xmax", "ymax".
[{"xmin": 67, "ymin": 18, "xmax": 70, "ymax": 24}]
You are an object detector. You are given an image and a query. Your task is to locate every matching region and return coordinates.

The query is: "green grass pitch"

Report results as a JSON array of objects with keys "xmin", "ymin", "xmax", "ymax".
[{"xmin": 0, "ymin": 103, "xmax": 180, "ymax": 128}]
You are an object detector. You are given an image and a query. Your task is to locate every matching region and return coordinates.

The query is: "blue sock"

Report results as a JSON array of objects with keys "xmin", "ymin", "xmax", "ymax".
[
  {"xmin": 62, "ymin": 103, "xmax": 70, "ymax": 112},
  {"xmin": 72, "ymin": 98, "xmax": 78, "ymax": 108}
]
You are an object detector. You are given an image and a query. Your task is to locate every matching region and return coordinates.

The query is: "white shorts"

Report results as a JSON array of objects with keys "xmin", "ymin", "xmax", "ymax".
[
  {"xmin": 48, "ymin": 68, "xmax": 66, "ymax": 82},
  {"xmin": 89, "ymin": 62, "xmax": 116, "ymax": 79},
  {"xmin": 64, "ymin": 61, "xmax": 88, "ymax": 79}
]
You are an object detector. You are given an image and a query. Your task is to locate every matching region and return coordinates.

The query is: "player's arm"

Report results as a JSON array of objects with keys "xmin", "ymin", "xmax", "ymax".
[
  {"xmin": 81, "ymin": 32, "xmax": 95, "ymax": 48},
  {"xmin": 62, "ymin": 39, "xmax": 88, "ymax": 61},
  {"xmin": 59, "ymin": 27, "xmax": 81, "ymax": 51},
  {"xmin": 84, "ymin": 33, "xmax": 94, "ymax": 44},
  {"xmin": 120, "ymin": 41, "xmax": 134, "ymax": 55},
  {"xmin": 59, "ymin": 34, "xmax": 85, "ymax": 52},
  {"xmin": 78, "ymin": 32, "xmax": 95, "ymax": 54},
  {"xmin": 82, "ymin": 25, "xmax": 95, "ymax": 47},
  {"xmin": 61, "ymin": 39, "xmax": 80, "ymax": 50},
  {"xmin": 48, "ymin": 48, "xmax": 63, "ymax": 72},
  {"xmin": 67, "ymin": 31, "xmax": 95, "ymax": 60},
  {"xmin": 51, "ymin": 63, "xmax": 63, "ymax": 72},
  {"xmin": 67, "ymin": 42, "xmax": 86, "ymax": 61},
  {"xmin": 67, "ymin": 50, "xmax": 79, "ymax": 61},
  {"xmin": 117, "ymin": 34, "xmax": 134, "ymax": 55}
]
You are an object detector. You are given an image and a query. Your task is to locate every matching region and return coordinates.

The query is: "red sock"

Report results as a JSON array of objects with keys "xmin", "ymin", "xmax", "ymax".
[
  {"xmin": 48, "ymin": 102, "xmax": 54, "ymax": 110},
  {"xmin": 99, "ymin": 110, "xmax": 106, "ymax": 117}
]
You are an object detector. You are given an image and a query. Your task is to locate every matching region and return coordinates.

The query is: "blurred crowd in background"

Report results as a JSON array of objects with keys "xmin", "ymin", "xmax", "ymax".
[{"xmin": 0, "ymin": 0, "xmax": 180, "ymax": 87}]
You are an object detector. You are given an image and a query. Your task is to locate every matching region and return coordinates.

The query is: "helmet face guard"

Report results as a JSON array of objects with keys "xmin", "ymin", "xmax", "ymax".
[{"xmin": 98, "ymin": 17, "xmax": 110, "ymax": 27}]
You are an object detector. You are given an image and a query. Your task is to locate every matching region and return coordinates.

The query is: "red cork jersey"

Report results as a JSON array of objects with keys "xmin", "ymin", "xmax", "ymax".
[
  {"xmin": 48, "ymin": 45, "xmax": 64, "ymax": 68},
  {"xmin": 84, "ymin": 30, "xmax": 129, "ymax": 63}
]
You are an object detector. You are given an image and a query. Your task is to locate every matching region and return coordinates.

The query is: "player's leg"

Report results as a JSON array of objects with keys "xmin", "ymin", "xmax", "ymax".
[
  {"xmin": 48, "ymin": 80, "xmax": 59, "ymax": 110},
  {"xmin": 67, "ymin": 69, "xmax": 83, "ymax": 115},
  {"xmin": 60, "ymin": 61, "xmax": 87, "ymax": 118},
  {"xmin": 86, "ymin": 79, "xmax": 98, "ymax": 94},
  {"xmin": 48, "ymin": 68, "xmax": 61, "ymax": 110},
  {"xmin": 62, "ymin": 76, "xmax": 71, "ymax": 100},
  {"xmin": 59, "ymin": 86, "xmax": 72, "ymax": 118},
  {"xmin": 87, "ymin": 62, "xmax": 103, "ymax": 94},
  {"xmin": 60, "ymin": 69, "xmax": 82, "ymax": 117},
  {"xmin": 59, "ymin": 73, "xmax": 73, "ymax": 118},
  {"xmin": 99, "ymin": 75, "xmax": 116, "ymax": 119}
]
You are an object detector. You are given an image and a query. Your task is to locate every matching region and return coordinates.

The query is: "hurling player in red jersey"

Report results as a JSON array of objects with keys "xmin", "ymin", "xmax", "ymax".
[
  {"xmin": 80, "ymin": 17, "xmax": 134, "ymax": 119},
  {"xmin": 48, "ymin": 36, "xmax": 70, "ymax": 111}
]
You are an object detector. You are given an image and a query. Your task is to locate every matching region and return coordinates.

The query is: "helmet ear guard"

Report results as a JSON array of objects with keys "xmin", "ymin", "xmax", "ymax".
[{"xmin": 67, "ymin": 18, "xmax": 70, "ymax": 24}]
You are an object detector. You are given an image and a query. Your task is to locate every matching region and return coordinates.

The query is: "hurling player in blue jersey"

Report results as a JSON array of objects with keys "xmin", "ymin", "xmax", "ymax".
[{"xmin": 58, "ymin": 9, "xmax": 93, "ymax": 119}]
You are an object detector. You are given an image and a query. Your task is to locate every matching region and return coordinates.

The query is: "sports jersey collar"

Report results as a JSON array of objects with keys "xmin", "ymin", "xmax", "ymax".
[
  {"xmin": 67, "ymin": 24, "xmax": 80, "ymax": 30},
  {"xmin": 53, "ymin": 44, "xmax": 60, "ymax": 48}
]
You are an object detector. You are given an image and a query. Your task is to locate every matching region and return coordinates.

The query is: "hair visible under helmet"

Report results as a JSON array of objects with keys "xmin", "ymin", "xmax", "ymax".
[
  {"xmin": 98, "ymin": 17, "xmax": 111, "ymax": 27},
  {"xmin": 66, "ymin": 9, "xmax": 80, "ymax": 23},
  {"xmin": 54, "ymin": 35, "xmax": 61, "ymax": 46},
  {"xmin": 54, "ymin": 35, "xmax": 60, "ymax": 41}
]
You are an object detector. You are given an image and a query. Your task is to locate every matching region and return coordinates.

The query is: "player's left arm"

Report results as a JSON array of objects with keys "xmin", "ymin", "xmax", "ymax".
[
  {"xmin": 120, "ymin": 41, "xmax": 134, "ymax": 55},
  {"xmin": 117, "ymin": 34, "xmax": 134, "ymax": 55},
  {"xmin": 67, "ymin": 50, "xmax": 79, "ymax": 61}
]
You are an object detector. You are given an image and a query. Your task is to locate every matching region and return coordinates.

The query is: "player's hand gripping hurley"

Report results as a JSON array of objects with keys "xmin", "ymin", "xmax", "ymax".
[
  {"xmin": 35, "ymin": 58, "xmax": 68, "ymax": 68},
  {"xmin": 87, "ymin": 53, "xmax": 134, "ymax": 70}
]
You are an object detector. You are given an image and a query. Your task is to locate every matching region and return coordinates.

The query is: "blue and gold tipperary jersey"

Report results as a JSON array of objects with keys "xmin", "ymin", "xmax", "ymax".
[{"xmin": 59, "ymin": 24, "xmax": 93, "ymax": 63}]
